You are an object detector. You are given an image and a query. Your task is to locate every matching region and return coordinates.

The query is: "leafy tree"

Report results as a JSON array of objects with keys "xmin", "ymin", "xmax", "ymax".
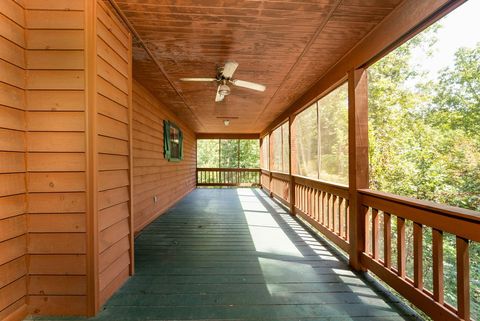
[{"xmin": 368, "ymin": 26, "xmax": 480, "ymax": 318}]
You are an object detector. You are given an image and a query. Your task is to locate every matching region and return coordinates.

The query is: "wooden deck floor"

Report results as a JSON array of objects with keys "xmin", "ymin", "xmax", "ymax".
[{"xmin": 28, "ymin": 188, "xmax": 419, "ymax": 321}]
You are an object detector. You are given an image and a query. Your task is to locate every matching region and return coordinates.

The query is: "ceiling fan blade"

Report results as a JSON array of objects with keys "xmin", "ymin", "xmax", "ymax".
[
  {"xmin": 221, "ymin": 61, "xmax": 239, "ymax": 79},
  {"xmin": 231, "ymin": 79, "xmax": 266, "ymax": 92},
  {"xmin": 180, "ymin": 77, "xmax": 217, "ymax": 82},
  {"xmin": 215, "ymin": 85, "xmax": 224, "ymax": 102}
]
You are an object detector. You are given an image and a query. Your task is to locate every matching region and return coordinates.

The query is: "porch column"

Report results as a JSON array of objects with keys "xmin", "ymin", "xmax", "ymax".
[{"xmin": 348, "ymin": 68, "xmax": 369, "ymax": 271}]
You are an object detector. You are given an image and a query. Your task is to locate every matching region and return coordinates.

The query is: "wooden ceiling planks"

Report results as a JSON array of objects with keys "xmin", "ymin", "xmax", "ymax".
[{"xmin": 113, "ymin": 0, "xmax": 403, "ymax": 133}]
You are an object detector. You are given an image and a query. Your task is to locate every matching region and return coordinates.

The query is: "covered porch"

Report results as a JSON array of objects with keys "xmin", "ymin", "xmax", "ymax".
[
  {"xmin": 0, "ymin": 0, "xmax": 479, "ymax": 321},
  {"xmin": 31, "ymin": 188, "xmax": 416, "ymax": 320}
]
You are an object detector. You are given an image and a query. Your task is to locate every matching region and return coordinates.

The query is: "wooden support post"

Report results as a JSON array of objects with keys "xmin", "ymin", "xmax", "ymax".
[
  {"xmin": 288, "ymin": 116, "xmax": 296, "ymax": 215},
  {"xmin": 85, "ymin": 0, "xmax": 99, "ymax": 315},
  {"xmin": 348, "ymin": 68, "xmax": 369, "ymax": 271},
  {"xmin": 268, "ymin": 133, "xmax": 273, "ymax": 197}
]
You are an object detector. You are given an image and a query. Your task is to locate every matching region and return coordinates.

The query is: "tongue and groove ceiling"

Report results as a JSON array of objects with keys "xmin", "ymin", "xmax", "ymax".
[{"xmin": 113, "ymin": 0, "xmax": 403, "ymax": 133}]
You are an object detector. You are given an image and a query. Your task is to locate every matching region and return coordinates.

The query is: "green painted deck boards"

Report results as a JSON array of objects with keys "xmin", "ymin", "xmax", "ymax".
[{"xmin": 28, "ymin": 188, "xmax": 419, "ymax": 321}]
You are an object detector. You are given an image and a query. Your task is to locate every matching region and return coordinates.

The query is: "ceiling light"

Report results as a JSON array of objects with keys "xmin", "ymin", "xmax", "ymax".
[
  {"xmin": 218, "ymin": 84, "xmax": 231, "ymax": 96},
  {"xmin": 223, "ymin": 120, "xmax": 230, "ymax": 126}
]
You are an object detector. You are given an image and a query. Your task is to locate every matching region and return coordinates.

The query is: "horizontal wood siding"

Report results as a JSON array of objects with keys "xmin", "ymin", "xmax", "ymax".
[
  {"xmin": 24, "ymin": 0, "xmax": 87, "ymax": 316},
  {"xmin": 95, "ymin": 1, "xmax": 132, "ymax": 307},
  {"xmin": 132, "ymin": 81, "xmax": 196, "ymax": 233},
  {"xmin": 0, "ymin": 1, "xmax": 28, "ymax": 320}
]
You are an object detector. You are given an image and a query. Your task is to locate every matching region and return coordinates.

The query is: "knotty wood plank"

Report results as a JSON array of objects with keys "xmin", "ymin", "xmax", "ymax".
[
  {"xmin": 0, "ymin": 194, "xmax": 25, "ymax": 220},
  {"xmin": 27, "ymin": 132, "xmax": 85, "ymax": 152},
  {"xmin": 0, "ymin": 256, "xmax": 26, "ymax": 289},
  {"xmin": 27, "ymin": 172, "xmax": 86, "ymax": 192},
  {"xmin": 0, "ymin": 152, "xmax": 25, "ymax": 173},
  {"xmin": 28, "ymin": 213, "xmax": 85, "ymax": 233},
  {"xmin": 28, "ymin": 295, "xmax": 86, "ymax": 316},
  {"xmin": 26, "ymin": 90, "xmax": 84, "ymax": 111},
  {"xmin": 27, "ymin": 192, "xmax": 86, "ymax": 213},
  {"xmin": 28, "ymin": 233, "xmax": 86, "ymax": 254},
  {"xmin": 27, "ymin": 153, "xmax": 85, "ymax": 172},
  {"xmin": 28, "ymin": 254, "xmax": 86, "ymax": 275},
  {"xmin": 28, "ymin": 275, "xmax": 86, "ymax": 296}
]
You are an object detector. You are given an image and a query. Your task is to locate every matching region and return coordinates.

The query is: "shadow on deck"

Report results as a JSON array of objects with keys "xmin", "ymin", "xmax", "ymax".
[{"xmin": 28, "ymin": 188, "xmax": 420, "ymax": 321}]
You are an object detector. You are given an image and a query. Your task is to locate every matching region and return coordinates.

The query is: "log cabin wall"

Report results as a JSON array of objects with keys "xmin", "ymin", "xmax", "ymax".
[
  {"xmin": 24, "ymin": 0, "xmax": 88, "ymax": 316},
  {"xmin": 0, "ymin": 1, "xmax": 28, "ymax": 320},
  {"xmin": 95, "ymin": 1, "xmax": 133, "ymax": 308},
  {"xmin": 132, "ymin": 81, "xmax": 196, "ymax": 233}
]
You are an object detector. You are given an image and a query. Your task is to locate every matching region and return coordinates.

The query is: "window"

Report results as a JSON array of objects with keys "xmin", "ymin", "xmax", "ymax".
[
  {"xmin": 240, "ymin": 140, "xmax": 260, "ymax": 168},
  {"xmin": 197, "ymin": 139, "xmax": 219, "ymax": 167},
  {"xmin": 261, "ymin": 135, "xmax": 269, "ymax": 170},
  {"xmin": 293, "ymin": 83, "xmax": 348, "ymax": 185},
  {"xmin": 318, "ymin": 83, "xmax": 348, "ymax": 184},
  {"xmin": 294, "ymin": 104, "xmax": 318, "ymax": 178},
  {"xmin": 163, "ymin": 120, "xmax": 183, "ymax": 161},
  {"xmin": 197, "ymin": 139, "xmax": 260, "ymax": 169},
  {"xmin": 271, "ymin": 122, "xmax": 290, "ymax": 173}
]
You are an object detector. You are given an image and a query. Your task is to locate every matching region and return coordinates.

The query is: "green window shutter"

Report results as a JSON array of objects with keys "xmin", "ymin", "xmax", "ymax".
[
  {"xmin": 163, "ymin": 120, "xmax": 171, "ymax": 160},
  {"xmin": 179, "ymin": 130, "xmax": 184, "ymax": 160}
]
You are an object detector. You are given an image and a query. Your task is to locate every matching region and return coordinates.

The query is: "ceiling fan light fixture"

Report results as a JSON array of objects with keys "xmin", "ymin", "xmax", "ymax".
[
  {"xmin": 223, "ymin": 119, "xmax": 230, "ymax": 126},
  {"xmin": 218, "ymin": 84, "xmax": 231, "ymax": 96}
]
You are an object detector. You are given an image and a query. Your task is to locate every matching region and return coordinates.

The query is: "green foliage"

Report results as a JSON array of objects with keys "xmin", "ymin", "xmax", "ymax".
[
  {"xmin": 197, "ymin": 139, "xmax": 259, "ymax": 169},
  {"xmin": 240, "ymin": 140, "xmax": 260, "ymax": 168},
  {"xmin": 368, "ymin": 26, "xmax": 480, "ymax": 318}
]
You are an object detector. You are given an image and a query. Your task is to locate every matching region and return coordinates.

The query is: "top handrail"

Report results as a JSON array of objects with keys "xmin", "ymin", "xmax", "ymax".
[
  {"xmin": 358, "ymin": 188, "xmax": 480, "ymax": 223},
  {"xmin": 197, "ymin": 168, "xmax": 261, "ymax": 172}
]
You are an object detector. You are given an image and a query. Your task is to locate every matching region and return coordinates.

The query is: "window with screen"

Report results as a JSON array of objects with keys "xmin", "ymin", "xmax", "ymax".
[
  {"xmin": 163, "ymin": 120, "xmax": 183, "ymax": 161},
  {"xmin": 261, "ymin": 135, "xmax": 269, "ymax": 170},
  {"xmin": 271, "ymin": 122, "xmax": 290, "ymax": 173}
]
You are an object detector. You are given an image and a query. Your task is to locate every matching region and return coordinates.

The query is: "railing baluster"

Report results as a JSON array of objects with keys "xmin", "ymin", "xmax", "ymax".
[
  {"xmin": 332, "ymin": 195, "xmax": 337, "ymax": 233},
  {"xmin": 345, "ymin": 199, "xmax": 349, "ymax": 241},
  {"xmin": 413, "ymin": 222, "xmax": 423, "ymax": 289},
  {"xmin": 384, "ymin": 212, "xmax": 392, "ymax": 269},
  {"xmin": 339, "ymin": 197, "xmax": 344, "ymax": 237},
  {"xmin": 456, "ymin": 236, "xmax": 470, "ymax": 320},
  {"xmin": 432, "ymin": 228, "xmax": 444, "ymax": 304},
  {"xmin": 320, "ymin": 191, "xmax": 325, "ymax": 225},
  {"xmin": 372, "ymin": 208, "xmax": 379, "ymax": 259},
  {"xmin": 311, "ymin": 188, "xmax": 315, "ymax": 218},
  {"xmin": 397, "ymin": 216, "xmax": 406, "ymax": 278},
  {"xmin": 326, "ymin": 193, "xmax": 331, "ymax": 229}
]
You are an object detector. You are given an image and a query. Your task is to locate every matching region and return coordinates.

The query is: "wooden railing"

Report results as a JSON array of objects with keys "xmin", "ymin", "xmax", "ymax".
[
  {"xmin": 196, "ymin": 168, "xmax": 261, "ymax": 186},
  {"xmin": 359, "ymin": 189, "xmax": 480, "ymax": 321},
  {"xmin": 294, "ymin": 176, "xmax": 350, "ymax": 252},
  {"xmin": 261, "ymin": 169, "xmax": 350, "ymax": 252},
  {"xmin": 260, "ymin": 169, "xmax": 479, "ymax": 321}
]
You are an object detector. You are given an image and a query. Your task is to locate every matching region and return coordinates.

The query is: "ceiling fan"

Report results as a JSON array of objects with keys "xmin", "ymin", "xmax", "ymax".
[{"xmin": 180, "ymin": 61, "xmax": 266, "ymax": 102}]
